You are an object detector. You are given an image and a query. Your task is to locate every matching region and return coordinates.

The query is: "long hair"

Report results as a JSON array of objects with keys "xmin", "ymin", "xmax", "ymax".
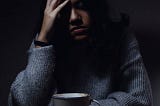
[
  {"xmin": 34, "ymin": 0, "xmax": 129, "ymax": 54},
  {"xmin": 33, "ymin": 0, "xmax": 130, "ymax": 76}
]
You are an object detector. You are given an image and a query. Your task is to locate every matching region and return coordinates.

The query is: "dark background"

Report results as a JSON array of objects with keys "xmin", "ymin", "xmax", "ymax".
[{"xmin": 0, "ymin": 0, "xmax": 160, "ymax": 106}]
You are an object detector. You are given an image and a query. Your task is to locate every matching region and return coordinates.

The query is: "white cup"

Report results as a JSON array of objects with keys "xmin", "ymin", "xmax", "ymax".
[{"xmin": 52, "ymin": 93, "xmax": 100, "ymax": 106}]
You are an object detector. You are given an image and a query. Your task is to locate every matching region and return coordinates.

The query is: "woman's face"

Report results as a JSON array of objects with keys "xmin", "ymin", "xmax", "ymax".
[{"xmin": 68, "ymin": 0, "xmax": 92, "ymax": 41}]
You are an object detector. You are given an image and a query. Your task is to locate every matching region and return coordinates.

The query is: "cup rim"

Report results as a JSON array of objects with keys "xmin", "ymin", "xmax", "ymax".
[{"xmin": 52, "ymin": 93, "xmax": 90, "ymax": 99}]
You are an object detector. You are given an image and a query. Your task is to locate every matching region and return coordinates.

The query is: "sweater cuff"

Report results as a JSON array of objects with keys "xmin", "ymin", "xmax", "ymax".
[{"xmin": 26, "ymin": 45, "xmax": 56, "ymax": 73}]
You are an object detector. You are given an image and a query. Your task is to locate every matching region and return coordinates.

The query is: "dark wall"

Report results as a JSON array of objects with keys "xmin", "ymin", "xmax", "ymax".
[
  {"xmin": 0, "ymin": 0, "xmax": 41, "ymax": 105},
  {"xmin": 0, "ymin": 0, "xmax": 160, "ymax": 106}
]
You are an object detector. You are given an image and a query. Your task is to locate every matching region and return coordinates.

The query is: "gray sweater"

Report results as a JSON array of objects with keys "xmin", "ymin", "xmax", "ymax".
[{"xmin": 8, "ymin": 33, "xmax": 153, "ymax": 106}]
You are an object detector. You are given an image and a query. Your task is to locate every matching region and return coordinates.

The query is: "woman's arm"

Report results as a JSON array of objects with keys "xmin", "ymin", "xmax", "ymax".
[
  {"xmin": 8, "ymin": 44, "xmax": 57, "ymax": 106},
  {"xmin": 8, "ymin": 0, "xmax": 70, "ymax": 105},
  {"xmin": 91, "ymin": 34, "xmax": 153, "ymax": 106}
]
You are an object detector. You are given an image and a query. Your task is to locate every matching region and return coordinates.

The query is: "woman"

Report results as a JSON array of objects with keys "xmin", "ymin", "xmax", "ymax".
[{"xmin": 8, "ymin": 0, "xmax": 153, "ymax": 105}]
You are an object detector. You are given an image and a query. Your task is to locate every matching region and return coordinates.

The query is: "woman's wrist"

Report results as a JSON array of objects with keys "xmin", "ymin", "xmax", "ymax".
[
  {"xmin": 35, "ymin": 39, "xmax": 51, "ymax": 45},
  {"xmin": 35, "ymin": 32, "xmax": 51, "ymax": 48},
  {"xmin": 37, "ymin": 31, "xmax": 48, "ymax": 42}
]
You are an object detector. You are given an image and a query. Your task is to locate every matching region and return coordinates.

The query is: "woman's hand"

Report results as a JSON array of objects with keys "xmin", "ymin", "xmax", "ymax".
[{"xmin": 37, "ymin": 0, "xmax": 70, "ymax": 43}]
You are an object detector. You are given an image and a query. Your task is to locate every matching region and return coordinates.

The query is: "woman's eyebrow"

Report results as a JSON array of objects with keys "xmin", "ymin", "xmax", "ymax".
[
  {"xmin": 73, "ymin": 0, "xmax": 85, "ymax": 4},
  {"xmin": 74, "ymin": 0, "xmax": 85, "ymax": 6},
  {"xmin": 73, "ymin": 0, "xmax": 80, "ymax": 4}
]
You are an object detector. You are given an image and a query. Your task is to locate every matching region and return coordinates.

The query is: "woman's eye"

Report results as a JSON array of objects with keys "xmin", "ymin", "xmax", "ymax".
[
  {"xmin": 75, "ymin": 2, "xmax": 86, "ymax": 9},
  {"xmin": 77, "ymin": 2, "xmax": 83, "ymax": 7}
]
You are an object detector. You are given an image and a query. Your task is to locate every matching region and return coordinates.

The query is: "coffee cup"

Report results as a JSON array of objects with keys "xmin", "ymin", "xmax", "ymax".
[{"xmin": 52, "ymin": 93, "xmax": 100, "ymax": 106}]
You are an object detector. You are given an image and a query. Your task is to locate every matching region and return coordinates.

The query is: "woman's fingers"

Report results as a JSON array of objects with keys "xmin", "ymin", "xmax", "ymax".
[
  {"xmin": 50, "ymin": 0, "xmax": 61, "ymax": 10},
  {"xmin": 46, "ymin": 0, "xmax": 58, "ymax": 12},
  {"xmin": 51, "ymin": 0, "xmax": 70, "ymax": 15},
  {"xmin": 38, "ymin": 0, "xmax": 70, "ymax": 43},
  {"xmin": 46, "ymin": 0, "xmax": 52, "ymax": 8}
]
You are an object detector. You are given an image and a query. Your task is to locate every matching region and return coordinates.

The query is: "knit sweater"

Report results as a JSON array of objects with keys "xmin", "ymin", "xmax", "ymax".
[{"xmin": 8, "ymin": 33, "xmax": 153, "ymax": 106}]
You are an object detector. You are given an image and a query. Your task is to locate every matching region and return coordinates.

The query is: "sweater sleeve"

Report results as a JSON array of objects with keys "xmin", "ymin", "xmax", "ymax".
[
  {"xmin": 8, "ymin": 43, "xmax": 57, "ymax": 106},
  {"xmin": 91, "ymin": 34, "xmax": 153, "ymax": 106}
]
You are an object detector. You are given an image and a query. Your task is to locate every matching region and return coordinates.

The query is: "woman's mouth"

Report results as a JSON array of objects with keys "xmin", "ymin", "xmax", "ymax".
[
  {"xmin": 70, "ymin": 26, "xmax": 89, "ymax": 35},
  {"xmin": 72, "ymin": 28, "xmax": 88, "ymax": 35}
]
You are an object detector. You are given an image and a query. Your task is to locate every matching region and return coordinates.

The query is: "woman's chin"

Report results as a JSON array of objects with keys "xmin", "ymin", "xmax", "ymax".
[{"xmin": 72, "ymin": 35, "xmax": 88, "ymax": 41}]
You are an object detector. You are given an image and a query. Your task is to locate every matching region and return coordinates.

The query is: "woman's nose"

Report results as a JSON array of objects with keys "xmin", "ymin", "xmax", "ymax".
[{"xmin": 69, "ymin": 9, "xmax": 82, "ymax": 25}]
